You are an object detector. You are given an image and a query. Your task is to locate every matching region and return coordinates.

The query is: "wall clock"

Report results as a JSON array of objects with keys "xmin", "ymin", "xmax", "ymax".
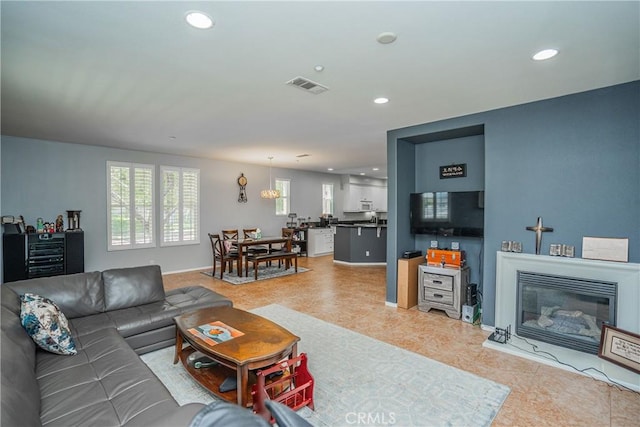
[{"xmin": 237, "ymin": 173, "xmax": 248, "ymax": 203}]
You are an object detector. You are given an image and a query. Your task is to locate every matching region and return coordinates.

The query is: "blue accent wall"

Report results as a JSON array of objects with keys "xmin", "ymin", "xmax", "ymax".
[
  {"xmin": 385, "ymin": 137, "xmax": 418, "ymax": 303},
  {"xmin": 415, "ymin": 135, "xmax": 485, "ymax": 193},
  {"xmin": 414, "ymin": 134, "xmax": 485, "ymax": 288},
  {"xmin": 387, "ymin": 81, "xmax": 640, "ymax": 326}
]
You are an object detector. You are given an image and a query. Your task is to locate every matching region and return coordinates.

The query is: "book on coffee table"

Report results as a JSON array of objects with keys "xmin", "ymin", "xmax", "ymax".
[{"xmin": 188, "ymin": 321, "xmax": 244, "ymax": 346}]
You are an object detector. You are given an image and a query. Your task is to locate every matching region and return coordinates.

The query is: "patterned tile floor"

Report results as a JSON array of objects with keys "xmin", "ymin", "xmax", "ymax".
[{"xmin": 163, "ymin": 256, "xmax": 639, "ymax": 426}]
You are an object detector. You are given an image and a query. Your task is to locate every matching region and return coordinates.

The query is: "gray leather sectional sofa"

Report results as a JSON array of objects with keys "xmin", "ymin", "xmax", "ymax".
[{"xmin": 1, "ymin": 265, "xmax": 232, "ymax": 427}]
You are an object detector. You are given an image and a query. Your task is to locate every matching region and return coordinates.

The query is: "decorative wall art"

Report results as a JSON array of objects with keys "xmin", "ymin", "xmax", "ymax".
[
  {"xmin": 237, "ymin": 173, "xmax": 248, "ymax": 203},
  {"xmin": 525, "ymin": 217, "xmax": 553, "ymax": 255},
  {"xmin": 582, "ymin": 237, "xmax": 629, "ymax": 262},
  {"xmin": 598, "ymin": 325, "xmax": 640, "ymax": 374},
  {"xmin": 439, "ymin": 163, "xmax": 467, "ymax": 179}
]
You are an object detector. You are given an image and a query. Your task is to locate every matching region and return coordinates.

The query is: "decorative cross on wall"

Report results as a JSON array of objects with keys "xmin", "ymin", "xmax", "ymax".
[{"xmin": 526, "ymin": 217, "xmax": 553, "ymax": 255}]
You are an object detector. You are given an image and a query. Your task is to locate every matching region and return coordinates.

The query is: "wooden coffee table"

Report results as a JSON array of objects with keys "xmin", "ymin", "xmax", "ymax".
[{"xmin": 173, "ymin": 306, "xmax": 299, "ymax": 407}]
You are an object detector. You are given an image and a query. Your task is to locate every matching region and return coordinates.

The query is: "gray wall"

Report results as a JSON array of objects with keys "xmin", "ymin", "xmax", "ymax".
[
  {"xmin": 1, "ymin": 136, "xmax": 342, "ymax": 277},
  {"xmin": 387, "ymin": 81, "xmax": 640, "ymax": 326}
]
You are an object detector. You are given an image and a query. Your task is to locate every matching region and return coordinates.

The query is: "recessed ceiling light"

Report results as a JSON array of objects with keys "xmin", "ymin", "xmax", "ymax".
[
  {"xmin": 327, "ymin": 168, "xmax": 334, "ymax": 171},
  {"xmin": 185, "ymin": 11, "xmax": 214, "ymax": 29},
  {"xmin": 314, "ymin": 65, "xmax": 324, "ymax": 72},
  {"xmin": 377, "ymin": 32, "xmax": 397, "ymax": 44},
  {"xmin": 532, "ymin": 48, "xmax": 558, "ymax": 61},
  {"xmin": 372, "ymin": 168, "xmax": 379, "ymax": 171},
  {"xmin": 359, "ymin": 172, "xmax": 366, "ymax": 176},
  {"xmin": 374, "ymin": 97, "xmax": 389, "ymax": 104}
]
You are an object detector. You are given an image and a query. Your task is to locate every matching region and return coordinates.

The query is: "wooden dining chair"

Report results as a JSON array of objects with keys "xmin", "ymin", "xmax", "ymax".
[
  {"xmin": 272, "ymin": 228, "xmax": 294, "ymax": 247},
  {"xmin": 221, "ymin": 229, "xmax": 239, "ymax": 255},
  {"xmin": 208, "ymin": 233, "xmax": 239, "ymax": 279},
  {"xmin": 222, "ymin": 229, "xmax": 239, "ymax": 241},
  {"xmin": 243, "ymin": 228, "xmax": 269, "ymax": 254},
  {"xmin": 281, "ymin": 228, "xmax": 295, "ymax": 239}
]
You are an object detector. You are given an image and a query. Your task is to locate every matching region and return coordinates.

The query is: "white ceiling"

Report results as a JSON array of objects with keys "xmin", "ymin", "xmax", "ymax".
[{"xmin": 2, "ymin": 1, "xmax": 638, "ymax": 179}]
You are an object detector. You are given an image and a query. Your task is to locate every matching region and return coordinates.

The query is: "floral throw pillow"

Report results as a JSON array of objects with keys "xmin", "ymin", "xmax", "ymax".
[{"xmin": 20, "ymin": 293, "xmax": 77, "ymax": 355}]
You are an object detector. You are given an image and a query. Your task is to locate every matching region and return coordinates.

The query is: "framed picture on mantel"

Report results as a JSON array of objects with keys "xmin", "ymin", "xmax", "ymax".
[{"xmin": 598, "ymin": 325, "xmax": 640, "ymax": 374}]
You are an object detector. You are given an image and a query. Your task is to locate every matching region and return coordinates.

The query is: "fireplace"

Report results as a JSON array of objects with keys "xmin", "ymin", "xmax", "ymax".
[
  {"xmin": 516, "ymin": 271, "xmax": 617, "ymax": 354},
  {"xmin": 488, "ymin": 252, "xmax": 640, "ymax": 391}
]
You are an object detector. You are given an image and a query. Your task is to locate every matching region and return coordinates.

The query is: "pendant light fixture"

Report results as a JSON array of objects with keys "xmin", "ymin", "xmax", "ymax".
[{"xmin": 260, "ymin": 157, "xmax": 281, "ymax": 199}]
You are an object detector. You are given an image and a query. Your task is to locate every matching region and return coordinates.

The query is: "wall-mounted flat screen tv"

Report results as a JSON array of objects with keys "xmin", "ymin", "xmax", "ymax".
[{"xmin": 410, "ymin": 191, "xmax": 484, "ymax": 237}]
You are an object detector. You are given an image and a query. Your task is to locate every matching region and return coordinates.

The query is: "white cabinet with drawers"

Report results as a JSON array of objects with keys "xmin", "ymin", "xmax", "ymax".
[
  {"xmin": 418, "ymin": 265, "xmax": 469, "ymax": 319},
  {"xmin": 307, "ymin": 227, "xmax": 334, "ymax": 257}
]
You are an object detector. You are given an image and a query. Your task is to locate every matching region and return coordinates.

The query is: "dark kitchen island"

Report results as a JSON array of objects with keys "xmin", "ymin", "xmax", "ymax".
[{"xmin": 333, "ymin": 224, "xmax": 387, "ymax": 264}]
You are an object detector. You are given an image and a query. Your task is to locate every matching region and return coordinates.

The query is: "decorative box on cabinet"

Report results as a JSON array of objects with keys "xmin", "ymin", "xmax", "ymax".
[
  {"xmin": 418, "ymin": 264, "xmax": 469, "ymax": 319},
  {"xmin": 397, "ymin": 258, "xmax": 424, "ymax": 309}
]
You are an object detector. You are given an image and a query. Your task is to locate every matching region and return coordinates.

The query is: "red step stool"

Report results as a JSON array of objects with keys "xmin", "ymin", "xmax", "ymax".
[{"xmin": 252, "ymin": 353, "xmax": 314, "ymax": 423}]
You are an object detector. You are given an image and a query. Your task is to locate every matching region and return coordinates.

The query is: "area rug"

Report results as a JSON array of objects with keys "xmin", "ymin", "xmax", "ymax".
[
  {"xmin": 141, "ymin": 304, "xmax": 510, "ymax": 426},
  {"xmin": 201, "ymin": 265, "xmax": 309, "ymax": 284}
]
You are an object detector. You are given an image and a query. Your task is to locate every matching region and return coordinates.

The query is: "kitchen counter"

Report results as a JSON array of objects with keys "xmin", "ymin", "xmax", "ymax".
[
  {"xmin": 333, "ymin": 224, "xmax": 387, "ymax": 264},
  {"xmin": 335, "ymin": 223, "xmax": 387, "ymax": 228}
]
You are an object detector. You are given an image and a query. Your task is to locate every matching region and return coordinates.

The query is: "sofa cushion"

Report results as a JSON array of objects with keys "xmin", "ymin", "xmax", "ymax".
[
  {"xmin": 20, "ymin": 293, "xmax": 77, "ymax": 355},
  {"xmin": 6, "ymin": 271, "xmax": 105, "ymax": 318},
  {"xmin": 36, "ymin": 327, "xmax": 193, "ymax": 426},
  {"xmin": 165, "ymin": 286, "xmax": 233, "ymax": 310},
  {"xmin": 70, "ymin": 286, "xmax": 233, "ymax": 339},
  {"xmin": 1, "ymin": 303, "xmax": 42, "ymax": 427},
  {"xmin": 1, "ymin": 282, "xmax": 22, "ymax": 316},
  {"xmin": 103, "ymin": 265, "xmax": 165, "ymax": 311}
]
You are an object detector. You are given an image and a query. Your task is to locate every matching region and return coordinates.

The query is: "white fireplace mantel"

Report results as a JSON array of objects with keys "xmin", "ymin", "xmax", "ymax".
[{"xmin": 485, "ymin": 251, "xmax": 640, "ymax": 390}]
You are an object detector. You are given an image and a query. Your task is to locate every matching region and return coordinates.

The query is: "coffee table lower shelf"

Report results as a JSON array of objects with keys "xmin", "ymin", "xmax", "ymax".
[
  {"xmin": 173, "ymin": 306, "xmax": 301, "ymax": 408},
  {"xmin": 178, "ymin": 346, "xmax": 255, "ymax": 406}
]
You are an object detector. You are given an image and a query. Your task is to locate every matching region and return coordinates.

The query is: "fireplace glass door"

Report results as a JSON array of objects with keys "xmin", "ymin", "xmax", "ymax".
[{"xmin": 516, "ymin": 271, "xmax": 617, "ymax": 354}]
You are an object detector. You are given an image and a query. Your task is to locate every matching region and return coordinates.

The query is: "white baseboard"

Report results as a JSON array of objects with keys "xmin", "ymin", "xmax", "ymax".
[
  {"xmin": 333, "ymin": 260, "xmax": 387, "ymax": 266},
  {"xmin": 163, "ymin": 265, "xmax": 210, "ymax": 275}
]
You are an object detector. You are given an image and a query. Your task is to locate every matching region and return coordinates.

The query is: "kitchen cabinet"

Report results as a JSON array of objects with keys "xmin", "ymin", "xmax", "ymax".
[
  {"xmin": 342, "ymin": 181, "xmax": 387, "ymax": 212},
  {"xmin": 371, "ymin": 185, "xmax": 387, "ymax": 212},
  {"xmin": 307, "ymin": 228, "xmax": 334, "ymax": 257},
  {"xmin": 343, "ymin": 184, "xmax": 361, "ymax": 212}
]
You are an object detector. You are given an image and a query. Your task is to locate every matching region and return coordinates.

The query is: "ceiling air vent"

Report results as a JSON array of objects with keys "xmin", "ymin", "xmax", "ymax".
[{"xmin": 286, "ymin": 76, "xmax": 329, "ymax": 95}]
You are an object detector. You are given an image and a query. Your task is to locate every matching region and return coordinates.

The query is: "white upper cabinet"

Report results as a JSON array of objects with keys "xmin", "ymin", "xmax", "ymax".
[
  {"xmin": 342, "ymin": 175, "xmax": 387, "ymax": 212},
  {"xmin": 371, "ymin": 185, "xmax": 387, "ymax": 211}
]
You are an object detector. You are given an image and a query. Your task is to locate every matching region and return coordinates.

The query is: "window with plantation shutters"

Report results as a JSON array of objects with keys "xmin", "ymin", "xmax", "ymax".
[
  {"xmin": 275, "ymin": 178, "xmax": 290, "ymax": 215},
  {"xmin": 161, "ymin": 166, "xmax": 200, "ymax": 246},
  {"xmin": 322, "ymin": 183, "xmax": 334, "ymax": 216},
  {"xmin": 107, "ymin": 161, "xmax": 155, "ymax": 251}
]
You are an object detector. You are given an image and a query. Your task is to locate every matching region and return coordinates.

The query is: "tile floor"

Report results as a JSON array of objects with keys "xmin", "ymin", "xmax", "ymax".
[{"xmin": 163, "ymin": 256, "xmax": 639, "ymax": 426}]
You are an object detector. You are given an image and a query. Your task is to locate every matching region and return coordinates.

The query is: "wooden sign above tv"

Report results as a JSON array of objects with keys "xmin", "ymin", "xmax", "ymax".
[{"xmin": 440, "ymin": 163, "xmax": 467, "ymax": 179}]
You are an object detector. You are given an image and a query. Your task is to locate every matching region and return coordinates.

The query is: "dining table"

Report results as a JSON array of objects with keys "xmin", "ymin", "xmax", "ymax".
[{"xmin": 233, "ymin": 236, "xmax": 292, "ymax": 277}]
